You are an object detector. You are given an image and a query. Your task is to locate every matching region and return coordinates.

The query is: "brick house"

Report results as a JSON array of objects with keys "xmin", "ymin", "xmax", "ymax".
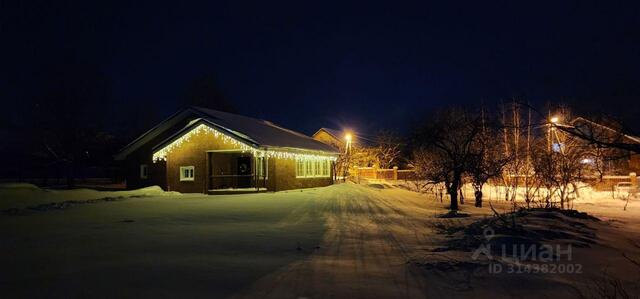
[
  {"xmin": 115, "ymin": 107, "xmax": 339, "ymax": 193},
  {"xmin": 312, "ymin": 128, "xmax": 347, "ymax": 151}
]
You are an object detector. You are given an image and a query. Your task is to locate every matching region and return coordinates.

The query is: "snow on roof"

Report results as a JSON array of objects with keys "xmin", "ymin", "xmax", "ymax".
[
  {"xmin": 314, "ymin": 128, "xmax": 344, "ymax": 140},
  {"xmin": 117, "ymin": 107, "xmax": 339, "ymax": 160},
  {"xmin": 115, "ymin": 109, "xmax": 195, "ymax": 160},
  {"xmin": 570, "ymin": 117, "xmax": 640, "ymax": 144},
  {"xmin": 313, "ymin": 127, "xmax": 376, "ymax": 147},
  {"xmin": 188, "ymin": 107, "xmax": 338, "ymax": 153}
]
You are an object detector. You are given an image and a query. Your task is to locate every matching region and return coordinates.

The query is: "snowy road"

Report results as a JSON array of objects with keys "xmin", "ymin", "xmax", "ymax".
[
  {"xmin": 230, "ymin": 184, "xmax": 640, "ymax": 299},
  {"xmin": 230, "ymin": 183, "xmax": 446, "ymax": 298},
  {"xmin": 2, "ymin": 183, "xmax": 640, "ymax": 298}
]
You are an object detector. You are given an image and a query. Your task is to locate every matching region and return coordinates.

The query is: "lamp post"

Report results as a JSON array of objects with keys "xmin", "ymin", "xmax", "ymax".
[
  {"xmin": 343, "ymin": 133, "xmax": 352, "ymax": 182},
  {"xmin": 344, "ymin": 133, "xmax": 352, "ymax": 153},
  {"xmin": 548, "ymin": 116, "xmax": 559, "ymax": 152}
]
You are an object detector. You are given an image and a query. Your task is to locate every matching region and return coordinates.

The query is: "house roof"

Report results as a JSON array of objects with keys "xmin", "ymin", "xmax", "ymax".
[
  {"xmin": 570, "ymin": 117, "xmax": 640, "ymax": 144},
  {"xmin": 116, "ymin": 107, "xmax": 338, "ymax": 160},
  {"xmin": 313, "ymin": 127, "xmax": 344, "ymax": 141},
  {"xmin": 184, "ymin": 107, "xmax": 339, "ymax": 153},
  {"xmin": 114, "ymin": 109, "xmax": 196, "ymax": 160},
  {"xmin": 313, "ymin": 127, "xmax": 376, "ymax": 147}
]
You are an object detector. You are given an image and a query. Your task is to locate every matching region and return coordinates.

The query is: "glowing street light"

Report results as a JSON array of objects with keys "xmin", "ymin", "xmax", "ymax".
[
  {"xmin": 344, "ymin": 132, "xmax": 353, "ymax": 154},
  {"xmin": 343, "ymin": 132, "xmax": 353, "ymax": 181},
  {"xmin": 547, "ymin": 116, "xmax": 559, "ymax": 152}
]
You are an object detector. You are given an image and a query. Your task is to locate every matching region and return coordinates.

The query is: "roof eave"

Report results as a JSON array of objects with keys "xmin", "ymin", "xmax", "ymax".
[
  {"xmin": 151, "ymin": 118, "xmax": 261, "ymax": 153},
  {"xmin": 114, "ymin": 108, "xmax": 197, "ymax": 161}
]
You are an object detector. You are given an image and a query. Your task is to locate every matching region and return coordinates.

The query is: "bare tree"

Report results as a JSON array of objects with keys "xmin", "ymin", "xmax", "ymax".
[
  {"xmin": 373, "ymin": 130, "xmax": 402, "ymax": 169},
  {"xmin": 531, "ymin": 136, "xmax": 588, "ymax": 209},
  {"xmin": 349, "ymin": 145, "xmax": 377, "ymax": 168},
  {"xmin": 413, "ymin": 108, "xmax": 482, "ymax": 211},
  {"xmin": 26, "ymin": 60, "xmax": 115, "ymax": 188},
  {"xmin": 562, "ymin": 116, "xmax": 640, "ymax": 154},
  {"xmin": 467, "ymin": 120, "xmax": 511, "ymax": 207},
  {"xmin": 335, "ymin": 138, "xmax": 377, "ymax": 180},
  {"xmin": 499, "ymin": 101, "xmax": 535, "ymax": 203}
]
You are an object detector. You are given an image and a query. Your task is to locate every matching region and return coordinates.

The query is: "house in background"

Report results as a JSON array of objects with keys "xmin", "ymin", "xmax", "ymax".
[
  {"xmin": 312, "ymin": 128, "xmax": 347, "ymax": 151},
  {"xmin": 569, "ymin": 117, "xmax": 640, "ymax": 174},
  {"xmin": 313, "ymin": 127, "xmax": 380, "ymax": 178},
  {"xmin": 116, "ymin": 107, "xmax": 339, "ymax": 193},
  {"xmin": 312, "ymin": 128, "xmax": 374, "ymax": 154}
]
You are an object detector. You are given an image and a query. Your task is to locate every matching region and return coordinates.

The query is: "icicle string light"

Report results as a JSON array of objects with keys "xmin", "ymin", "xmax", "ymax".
[{"xmin": 152, "ymin": 124, "xmax": 338, "ymax": 162}]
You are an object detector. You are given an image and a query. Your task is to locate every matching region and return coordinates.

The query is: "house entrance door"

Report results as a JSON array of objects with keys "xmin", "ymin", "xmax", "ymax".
[{"xmin": 237, "ymin": 156, "xmax": 252, "ymax": 188}]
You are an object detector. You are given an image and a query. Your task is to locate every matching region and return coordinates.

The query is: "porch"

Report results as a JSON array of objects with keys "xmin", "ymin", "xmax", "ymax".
[{"xmin": 207, "ymin": 151, "xmax": 268, "ymax": 193}]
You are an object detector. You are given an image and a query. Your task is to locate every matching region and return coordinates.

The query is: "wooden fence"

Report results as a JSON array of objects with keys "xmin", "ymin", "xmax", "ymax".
[
  {"xmin": 492, "ymin": 173, "xmax": 638, "ymax": 192},
  {"xmin": 352, "ymin": 168, "xmax": 638, "ymax": 190},
  {"xmin": 589, "ymin": 173, "xmax": 637, "ymax": 191},
  {"xmin": 353, "ymin": 167, "xmax": 416, "ymax": 181}
]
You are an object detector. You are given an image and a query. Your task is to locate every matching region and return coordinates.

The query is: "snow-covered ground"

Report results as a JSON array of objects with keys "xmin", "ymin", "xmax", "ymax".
[
  {"xmin": 0, "ymin": 183, "xmax": 180, "ymax": 210},
  {"xmin": 1, "ymin": 183, "xmax": 639, "ymax": 298}
]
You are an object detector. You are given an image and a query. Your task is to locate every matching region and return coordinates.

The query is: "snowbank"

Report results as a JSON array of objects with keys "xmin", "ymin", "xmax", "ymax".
[{"xmin": 0, "ymin": 183, "xmax": 180, "ymax": 210}]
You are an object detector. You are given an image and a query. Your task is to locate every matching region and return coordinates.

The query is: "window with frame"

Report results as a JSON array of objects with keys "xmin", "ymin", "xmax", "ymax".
[
  {"xmin": 323, "ymin": 160, "xmax": 331, "ymax": 176},
  {"xmin": 140, "ymin": 164, "xmax": 149, "ymax": 179},
  {"xmin": 180, "ymin": 166, "xmax": 195, "ymax": 181},
  {"xmin": 306, "ymin": 160, "xmax": 313, "ymax": 176},
  {"xmin": 315, "ymin": 160, "xmax": 321, "ymax": 176},
  {"xmin": 256, "ymin": 157, "xmax": 268, "ymax": 179},
  {"xmin": 295, "ymin": 159, "xmax": 331, "ymax": 178},
  {"xmin": 296, "ymin": 159, "xmax": 305, "ymax": 177}
]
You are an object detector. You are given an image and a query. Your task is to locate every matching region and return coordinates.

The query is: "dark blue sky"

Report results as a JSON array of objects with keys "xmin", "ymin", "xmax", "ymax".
[{"xmin": 3, "ymin": 1, "xmax": 640, "ymax": 135}]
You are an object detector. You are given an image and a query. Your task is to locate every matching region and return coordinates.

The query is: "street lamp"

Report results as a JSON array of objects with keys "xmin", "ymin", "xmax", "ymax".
[
  {"xmin": 344, "ymin": 133, "xmax": 353, "ymax": 153},
  {"xmin": 548, "ymin": 115, "xmax": 565, "ymax": 153},
  {"xmin": 548, "ymin": 116, "xmax": 559, "ymax": 152},
  {"xmin": 343, "ymin": 132, "xmax": 353, "ymax": 181}
]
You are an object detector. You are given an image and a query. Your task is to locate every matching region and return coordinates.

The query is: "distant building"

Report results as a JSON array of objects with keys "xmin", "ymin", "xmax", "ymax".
[
  {"xmin": 312, "ymin": 127, "xmax": 379, "ymax": 175},
  {"xmin": 312, "ymin": 128, "xmax": 347, "ymax": 151},
  {"xmin": 115, "ymin": 107, "xmax": 339, "ymax": 193},
  {"xmin": 569, "ymin": 117, "xmax": 640, "ymax": 174}
]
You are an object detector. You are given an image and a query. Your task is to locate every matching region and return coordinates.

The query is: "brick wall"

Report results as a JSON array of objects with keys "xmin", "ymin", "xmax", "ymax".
[
  {"xmin": 165, "ymin": 127, "xmax": 334, "ymax": 193},
  {"xmin": 125, "ymin": 143, "xmax": 167, "ymax": 190},
  {"xmin": 166, "ymin": 129, "xmax": 242, "ymax": 193},
  {"xmin": 272, "ymin": 158, "xmax": 333, "ymax": 191}
]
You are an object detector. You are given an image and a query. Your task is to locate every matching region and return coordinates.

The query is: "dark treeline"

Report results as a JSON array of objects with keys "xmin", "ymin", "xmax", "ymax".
[{"xmin": 0, "ymin": 58, "xmax": 234, "ymax": 188}]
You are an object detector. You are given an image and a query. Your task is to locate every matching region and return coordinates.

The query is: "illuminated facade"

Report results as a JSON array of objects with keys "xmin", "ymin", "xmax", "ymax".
[{"xmin": 116, "ymin": 107, "xmax": 339, "ymax": 193}]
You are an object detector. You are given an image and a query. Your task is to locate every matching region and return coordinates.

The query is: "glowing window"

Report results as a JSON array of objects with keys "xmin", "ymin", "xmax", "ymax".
[
  {"xmin": 296, "ymin": 159, "xmax": 305, "ymax": 177},
  {"xmin": 256, "ymin": 157, "xmax": 268, "ymax": 179},
  {"xmin": 295, "ymin": 158, "xmax": 331, "ymax": 178},
  {"xmin": 180, "ymin": 166, "xmax": 195, "ymax": 181}
]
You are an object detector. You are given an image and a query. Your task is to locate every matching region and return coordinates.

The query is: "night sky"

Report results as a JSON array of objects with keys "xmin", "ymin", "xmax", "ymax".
[{"xmin": 3, "ymin": 1, "xmax": 640, "ymax": 136}]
